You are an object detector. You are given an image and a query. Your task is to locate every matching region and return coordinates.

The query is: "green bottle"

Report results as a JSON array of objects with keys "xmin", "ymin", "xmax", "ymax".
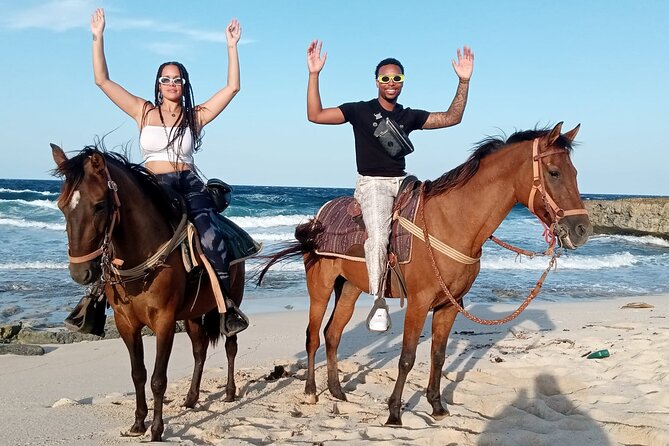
[{"xmin": 586, "ymin": 349, "xmax": 610, "ymax": 359}]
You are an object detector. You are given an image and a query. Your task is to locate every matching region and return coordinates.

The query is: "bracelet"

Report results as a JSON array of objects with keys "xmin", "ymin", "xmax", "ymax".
[{"xmin": 459, "ymin": 78, "xmax": 470, "ymax": 83}]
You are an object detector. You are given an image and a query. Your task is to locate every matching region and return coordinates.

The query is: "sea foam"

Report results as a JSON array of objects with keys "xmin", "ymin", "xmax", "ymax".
[
  {"xmin": 0, "ymin": 218, "xmax": 65, "ymax": 231},
  {"xmin": 482, "ymin": 252, "xmax": 639, "ymax": 270},
  {"xmin": 230, "ymin": 214, "xmax": 312, "ymax": 228}
]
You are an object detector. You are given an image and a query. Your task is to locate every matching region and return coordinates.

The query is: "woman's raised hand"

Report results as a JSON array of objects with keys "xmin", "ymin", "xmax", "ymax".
[
  {"xmin": 90, "ymin": 8, "xmax": 105, "ymax": 38},
  {"xmin": 226, "ymin": 19, "xmax": 242, "ymax": 45}
]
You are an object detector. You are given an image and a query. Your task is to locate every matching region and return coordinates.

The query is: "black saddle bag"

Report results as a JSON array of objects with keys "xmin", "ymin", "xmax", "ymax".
[
  {"xmin": 206, "ymin": 178, "xmax": 233, "ymax": 213},
  {"xmin": 373, "ymin": 117, "xmax": 415, "ymax": 159}
]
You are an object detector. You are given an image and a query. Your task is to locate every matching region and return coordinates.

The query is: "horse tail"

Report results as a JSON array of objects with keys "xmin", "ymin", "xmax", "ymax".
[
  {"xmin": 203, "ymin": 309, "xmax": 222, "ymax": 347},
  {"xmin": 256, "ymin": 218, "xmax": 324, "ymax": 285}
]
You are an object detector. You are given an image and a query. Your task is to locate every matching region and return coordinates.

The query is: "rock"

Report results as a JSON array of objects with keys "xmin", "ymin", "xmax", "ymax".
[
  {"xmin": 16, "ymin": 329, "xmax": 59, "ymax": 344},
  {"xmin": 0, "ymin": 305, "xmax": 21, "ymax": 318},
  {"xmin": 8, "ymin": 315, "xmax": 189, "ymax": 346},
  {"xmin": 0, "ymin": 323, "xmax": 22, "ymax": 340},
  {"xmin": 0, "ymin": 343, "xmax": 45, "ymax": 356},
  {"xmin": 52, "ymin": 398, "xmax": 79, "ymax": 407},
  {"xmin": 584, "ymin": 198, "xmax": 669, "ymax": 240},
  {"xmin": 16, "ymin": 328, "xmax": 101, "ymax": 345}
]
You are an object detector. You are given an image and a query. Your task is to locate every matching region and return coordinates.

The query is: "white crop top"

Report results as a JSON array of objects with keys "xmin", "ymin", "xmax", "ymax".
[{"xmin": 139, "ymin": 125, "xmax": 195, "ymax": 165}]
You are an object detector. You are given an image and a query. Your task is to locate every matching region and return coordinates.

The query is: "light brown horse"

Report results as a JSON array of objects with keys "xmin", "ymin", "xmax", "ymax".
[
  {"xmin": 260, "ymin": 123, "xmax": 592, "ymax": 425},
  {"xmin": 51, "ymin": 144, "xmax": 244, "ymax": 441}
]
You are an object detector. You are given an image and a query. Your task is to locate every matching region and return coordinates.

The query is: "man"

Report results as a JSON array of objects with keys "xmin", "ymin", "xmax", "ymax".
[{"xmin": 306, "ymin": 40, "xmax": 474, "ymax": 332}]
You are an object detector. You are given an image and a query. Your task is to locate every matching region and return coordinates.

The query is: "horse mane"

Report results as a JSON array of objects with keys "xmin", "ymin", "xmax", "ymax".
[
  {"xmin": 53, "ymin": 144, "xmax": 175, "ymax": 220},
  {"xmin": 423, "ymin": 127, "xmax": 575, "ymax": 198}
]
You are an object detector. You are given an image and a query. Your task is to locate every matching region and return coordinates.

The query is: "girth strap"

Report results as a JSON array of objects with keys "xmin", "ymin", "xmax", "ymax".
[{"xmin": 394, "ymin": 214, "xmax": 480, "ymax": 265}]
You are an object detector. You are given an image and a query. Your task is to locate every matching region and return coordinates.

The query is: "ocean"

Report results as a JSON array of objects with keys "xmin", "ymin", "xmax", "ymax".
[{"xmin": 1, "ymin": 178, "xmax": 668, "ymax": 329}]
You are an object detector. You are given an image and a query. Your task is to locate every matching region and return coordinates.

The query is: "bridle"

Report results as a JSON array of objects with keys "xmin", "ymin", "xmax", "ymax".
[
  {"xmin": 65, "ymin": 160, "xmax": 188, "ymax": 286},
  {"xmin": 527, "ymin": 138, "xmax": 589, "ymax": 247},
  {"xmin": 67, "ymin": 164, "xmax": 121, "ymax": 267},
  {"xmin": 419, "ymin": 136, "xmax": 589, "ymax": 325}
]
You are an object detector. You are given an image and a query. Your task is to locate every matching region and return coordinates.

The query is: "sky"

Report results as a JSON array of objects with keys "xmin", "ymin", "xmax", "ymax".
[{"xmin": 1, "ymin": 0, "xmax": 667, "ymax": 195}]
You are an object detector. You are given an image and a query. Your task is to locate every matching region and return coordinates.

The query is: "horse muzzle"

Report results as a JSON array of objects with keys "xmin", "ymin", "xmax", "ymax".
[
  {"xmin": 555, "ymin": 215, "xmax": 593, "ymax": 249},
  {"xmin": 68, "ymin": 260, "xmax": 101, "ymax": 285}
]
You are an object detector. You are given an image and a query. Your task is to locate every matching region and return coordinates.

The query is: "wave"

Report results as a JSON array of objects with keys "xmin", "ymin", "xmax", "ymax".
[
  {"xmin": 482, "ymin": 252, "xmax": 639, "ymax": 270},
  {"xmin": 249, "ymin": 232, "xmax": 295, "ymax": 242},
  {"xmin": 246, "ymin": 260, "xmax": 306, "ymax": 273},
  {"xmin": 0, "ymin": 261, "xmax": 68, "ymax": 270},
  {"xmin": 595, "ymin": 234, "xmax": 669, "ymax": 248},
  {"xmin": 230, "ymin": 214, "xmax": 312, "ymax": 228},
  {"xmin": 0, "ymin": 188, "xmax": 58, "ymax": 196},
  {"xmin": 0, "ymin": 217, "xmax": 65, "ymax": 231},
  {"xmin": 0, "ymin": 198, "xmax": 59, "ymax": 210}
]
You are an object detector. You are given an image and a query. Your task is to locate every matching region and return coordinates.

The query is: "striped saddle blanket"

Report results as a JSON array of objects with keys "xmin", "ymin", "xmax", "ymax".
[{"xmin": 313, "ymin": 179, "xmax": 421, "ymax": 263}]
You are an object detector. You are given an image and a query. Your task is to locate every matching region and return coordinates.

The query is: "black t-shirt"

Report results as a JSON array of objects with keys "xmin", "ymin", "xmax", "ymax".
[{"xmin": 339, "ymin": 99, "xmax": 429, "ymax": 177}]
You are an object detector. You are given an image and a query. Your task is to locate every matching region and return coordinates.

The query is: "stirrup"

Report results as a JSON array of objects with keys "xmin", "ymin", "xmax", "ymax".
[
  {"xmin": 64, "ymin": 292, "xmax": 107, "ymax": 336},
  {"xmin": 220, "ymin": 298, "xmax": 249, "ymax": 337},
  {"xmin": 366, "ymin": 297, "xmax": 391, "ymax": 333}
]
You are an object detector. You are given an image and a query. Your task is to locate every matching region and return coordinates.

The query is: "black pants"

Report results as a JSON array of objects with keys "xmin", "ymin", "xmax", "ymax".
[{"xmin": 155, "ymin": 171, "xmax": 230, "ymax": 286}]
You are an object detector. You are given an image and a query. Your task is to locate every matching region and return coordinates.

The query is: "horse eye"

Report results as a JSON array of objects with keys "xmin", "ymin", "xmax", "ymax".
[
  {"xmin": 549, "ymin": 170, "xmax": 560, "ymax": 178},
  {"xmin": 93, "ymin": 202, "xmax": 107, "ymax": 213}
]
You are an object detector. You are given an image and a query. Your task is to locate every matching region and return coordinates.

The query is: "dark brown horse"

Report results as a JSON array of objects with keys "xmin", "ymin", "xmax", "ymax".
[
  {"xmin": 260, "ymin": 122, "xmax": 592, "ymax": 425},
  {"xmin": 51, "ymin": 144, "xmax": 245, "ymax": 441}
]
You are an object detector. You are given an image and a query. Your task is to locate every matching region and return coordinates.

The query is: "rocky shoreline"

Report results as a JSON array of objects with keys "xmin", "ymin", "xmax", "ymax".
[
  {"xmin": 584, "ymin": 197, "xmax": 669, "ymax": 240},
  {"xmin": 0, "ymin": 319, "xmax": 186, "ymax": 355}
]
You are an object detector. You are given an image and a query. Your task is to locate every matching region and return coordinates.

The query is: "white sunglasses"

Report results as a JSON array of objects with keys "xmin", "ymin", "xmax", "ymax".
[{"xmin": 158, "ymin": 76, "xmax": 186, "ymax": 86}]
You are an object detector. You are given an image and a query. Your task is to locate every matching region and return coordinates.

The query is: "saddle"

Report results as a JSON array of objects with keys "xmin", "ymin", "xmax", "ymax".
[
  {"xmin": 181, "ymin": 217, "xmax": 262, "ymax": 272},
  {"xmin": 161, "ymin": 187, "xmax": 262, "ymax": 272},
  {"xmin": 313, "ymin": 177, "xmax": 421, "ymax": 299},
  {"xmin": 314, "ymin": 176, "xmax": 421, "ymax": 263}
]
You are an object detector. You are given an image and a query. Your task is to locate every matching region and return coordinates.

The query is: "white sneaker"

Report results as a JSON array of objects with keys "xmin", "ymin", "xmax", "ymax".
[{"xmin": 368, "ymin": 307, "xmax": 390, "ymax": 332}]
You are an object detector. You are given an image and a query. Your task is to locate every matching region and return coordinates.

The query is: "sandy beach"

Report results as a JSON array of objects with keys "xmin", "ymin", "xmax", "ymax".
[{"xmin": 1, "ymin": 294, "xmax": 667, "ymax": 445}]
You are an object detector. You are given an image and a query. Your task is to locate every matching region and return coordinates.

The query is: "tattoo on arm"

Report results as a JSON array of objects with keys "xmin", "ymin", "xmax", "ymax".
[{"xmin": 423, "ymin": 80, "xmax": 469, "ymax": 129}]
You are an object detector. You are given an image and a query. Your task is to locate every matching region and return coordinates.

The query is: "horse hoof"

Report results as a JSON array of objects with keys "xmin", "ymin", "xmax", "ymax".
[
  {"xmin": 305, "ymin": 393, "xmax": 318, "ymax": 404},
  {"xmin": 224, "ymin": 394, "xmax": 236, "ymax": 403},
  {"xmin": 432, "ymin": 409, "xmax": 450, "ymax": 421},
  {"xmin": 330, "ymin": 390, "xmax": 347, "ymax": 401},
  {"xmin": 120, "ymin": 429, "xmax": 145, "ymax": 438},
  {"xmin": 384, "ymin": 416, "xmax": 402, "ymax": 426},
  {"xmin": 183, "ymin": 399, "xmax": 196, "ymax": 409}
]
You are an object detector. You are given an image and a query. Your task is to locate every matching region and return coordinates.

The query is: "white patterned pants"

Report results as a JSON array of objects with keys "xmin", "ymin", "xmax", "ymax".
[{"xmin": 354, "ymin": 174, "xmax": 406, "ymax": 297}]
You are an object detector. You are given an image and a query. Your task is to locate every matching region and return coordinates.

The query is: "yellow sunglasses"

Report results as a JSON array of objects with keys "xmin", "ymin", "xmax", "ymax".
[{"xmin": 377, "ymin": 74, "xmax": 405, "ymax": 84}]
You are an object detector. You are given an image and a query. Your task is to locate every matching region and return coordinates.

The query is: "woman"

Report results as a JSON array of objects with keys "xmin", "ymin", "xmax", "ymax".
[{"xmin": 83, "ymin": 8, "xmax": 248, "ymax": 335}]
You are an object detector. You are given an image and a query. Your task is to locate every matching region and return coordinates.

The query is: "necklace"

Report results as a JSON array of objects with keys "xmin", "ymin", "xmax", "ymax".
[{"xmin": 161, "ymin": 107, "xmax": 179, "ymax": 117}]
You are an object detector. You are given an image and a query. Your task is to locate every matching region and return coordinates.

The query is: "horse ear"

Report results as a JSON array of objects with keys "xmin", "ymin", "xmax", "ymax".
[
  {"xmin": 51, "ymin": 143, "xmax": 67, "ymax": 167},
  {"xmin": 547, "ymin": 122, "xmax": 564, "ymax": 145},
  {"xmin": 87, "ymin": 152, "xmax": 107, "ymax": 175},
  {"xmin": 563, "ymin": 123, "xmax": 581, "ymax": 142}
]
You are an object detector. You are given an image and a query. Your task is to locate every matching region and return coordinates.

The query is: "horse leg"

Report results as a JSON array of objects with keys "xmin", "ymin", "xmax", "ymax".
[
  {"xmin": 304, "ymin": 266, "xmax": 336, "ymax": 404},
  {"xmin": 116, "ymin": 315, "xmax": 148, "ymax": 436},
  {"xmin": 183, "ymin": 317, "xmax": 209, "ymax": 408},
  {"xmin": 224, "ymin": 263, "xmax": 244, "ymax": 402},
  {"xmin": 324, "ymin": 279, "xmax": 361, "ymax": 401},
  {"xmin": 223, "ymin": 333, "xmax": 238, "ymax": 402},
  {"xmin": 148, "ymin": 318, "xmax": 177, "ymax": 442},
  {"xmin": 386, "ymin": 303, "xmax": 429, "ymax": 426},
  {"xmin": 426, "ymin": 304, "xmax": 458, "ymax": 420}
]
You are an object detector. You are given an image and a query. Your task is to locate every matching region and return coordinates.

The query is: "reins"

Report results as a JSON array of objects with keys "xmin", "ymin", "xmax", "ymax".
[{"xmin": 416, "ymin": 137, "xmax": 587, "ymax": 325}]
